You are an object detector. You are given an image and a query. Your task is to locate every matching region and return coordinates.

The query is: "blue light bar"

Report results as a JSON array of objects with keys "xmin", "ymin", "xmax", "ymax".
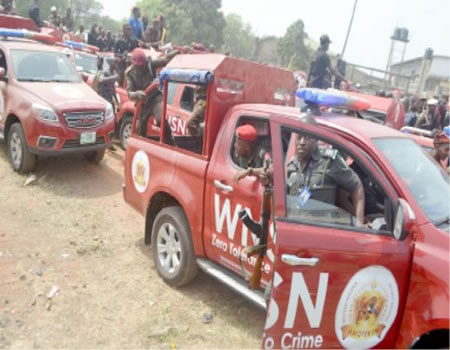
[
  {"xmin": 159, "ymin": 68, "xmax": 214, "ymax": 87},
  {"xmin": 64, "ymin": 40, "xmax": 83, "ymax": 50},
  {"xmin": 0, "ymin": 29, "xmax": 26, "ymax": 38},
  {"xmin": 297, "ymin": 88, "xmax": 346, "ymax": 106}
]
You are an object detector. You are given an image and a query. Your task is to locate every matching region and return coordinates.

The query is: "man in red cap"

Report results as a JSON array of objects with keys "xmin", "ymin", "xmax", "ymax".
[
  {"xmin": 233, "ymin": 124, "xmax": 272, "ymax": 183},
  {"xmin": 126, "ymin": 47, "xmax": 178, "ymax": 136},
  {"xmin": 432, "ymin": 131, "xmax": 450, "ymax": 173}
]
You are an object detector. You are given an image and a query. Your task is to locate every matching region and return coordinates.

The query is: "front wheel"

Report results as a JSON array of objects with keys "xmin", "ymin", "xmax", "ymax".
[
  {"xmin": 151, "ymin": 206, "xmax": 199, "ymax": 287},
  {"xmin": 119, "ymin": 115, "xmax": 133, "ymax": 150},
  {"xmin": 7, "ymin": 123, "xmax": 37, "ymax": 174},
  {"xmin": 84, "ymin": 149, "xmax": 105, "ymax": 164}
]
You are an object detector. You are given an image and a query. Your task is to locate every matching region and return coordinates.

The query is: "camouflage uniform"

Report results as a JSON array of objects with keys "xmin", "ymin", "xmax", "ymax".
[
  {"xmin": 287, "ymin": 147, "xmax": 359, "ymax": 205},
  {"xmin": 234, "ymin": 141, "xmax": 271, "ymax": 169},
  {"xmin": 126, "ymin": 57, "xmax": 169, "ymax": 136},
  {"xmin": 186, "ymin": 93, "xmax": 207, "ymax": 137}
]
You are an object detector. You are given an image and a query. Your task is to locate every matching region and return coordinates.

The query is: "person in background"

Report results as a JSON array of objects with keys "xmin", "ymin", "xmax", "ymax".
[
  {"xmin": 307, "ymin": 35, "xmax": 346, "ymax": 90},
  {"xmin": 158, "ymin": 15, "xmax": 166, "ymax": 42},
  {"xmin": 97, "ymin": 57, "xmax": 119, "ymax": 151},
  {"xmin": 0, "ymin": 0, "xmax": 14, "ymax": 14},
  {"xmin": 88, "ymin": 24, "xmax": 99, "ymax": 46},
  {"xmin": 404, "ymin": 97, "xmax": 419, "ymax": 127},
  {"xmin": 28, "ymin": 0, "xmax": 41, "ymax": 28},
  {"xmin": 75, "ymin": 24, "xmax": 86, "ymax": 43},
  {"xmin": 115, "ymin": 24, "xmax": 139, "ymax": 86},
  {"xmin": 128, "ymin": 6, "xmax": 144, "ymax": 41},
  {"xmin": 415, "ymin": 98, "xmax": 438, "ymax": 130},
  {"xmin": 142, "ymin": 15, "xmax": 149, "ymax": 32},
  {"xmin": 334, "ymin": 54, "xmax": 346, "ymax": 89},
  {"xmin": 48, "ymin": 6, "xmax": 61, "ymax": 28},
  {"xmin": 104, "ymin": 31, "xmax": 115, "ymax": 52},
  {"xmin": 62, "ymin": 7, "xmax": 73, "ymax": 32},
  {"xmin": 96, "ymin": 30, "xmax": 107, "ymax": 51},
  {"xmin": 432, "ymin": 96, "xmax": 449, "ymax": 131},
  {"xmin": 431, "ymin": 131, "xmax": 450, "ymax": 174}
]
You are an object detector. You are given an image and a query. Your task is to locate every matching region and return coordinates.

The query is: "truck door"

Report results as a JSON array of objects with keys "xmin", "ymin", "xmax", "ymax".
[
  {"xmin": 165, "ymin": 83, "xmax": 193, "ymax": 136},
  {"xmin": 204, "ymin": 112, "xmax": 275, "ymax": 286},
  {"xmin": 0, "ymin": 49, "xmax": 8, "ymax": 128},
  {"xmin": 263, "ymin": 123, "xmax": 412, "ymax": 349}
]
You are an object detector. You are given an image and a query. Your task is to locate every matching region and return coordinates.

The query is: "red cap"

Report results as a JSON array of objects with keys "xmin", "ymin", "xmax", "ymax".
[
  {"xmin": 131, "ymin": 49, "xmax": 147, "ymax": 66},
  {"xmin": 236, "ymin": 125, "xmax": 257, "ymax": 142},
  {"xmin": 434, "ymin": 131, "xmax": 450, "ymax": 145}
]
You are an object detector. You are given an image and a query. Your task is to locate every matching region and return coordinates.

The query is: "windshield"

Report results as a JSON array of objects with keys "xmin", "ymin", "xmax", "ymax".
[
  {"xmin": 74, "ymin": 53, "xmax": 110, "ymax": 75},
  {"xmin": 374, "ymin": 137, "xmax": 450, "ymax": 230},
  {"xmin": 11, "ymin": 50, "xmax": 80, "ymax": 83}
]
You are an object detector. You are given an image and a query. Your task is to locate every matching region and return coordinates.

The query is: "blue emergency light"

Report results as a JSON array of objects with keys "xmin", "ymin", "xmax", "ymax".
[
  {"xmin": 297, "ymin": 88, "xmax": 370, "ymax": 111},
  {"xmin": 0, "ymin": 28, "xmax": 55, "ymax": 43},
  {"xmin": 159, "ymin": 68, "xmax": 214, "ymax": 88}
]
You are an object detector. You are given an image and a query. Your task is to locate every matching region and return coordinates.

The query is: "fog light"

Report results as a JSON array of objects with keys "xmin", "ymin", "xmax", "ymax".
[{"xmin": 38, "ymin": 136, "xmax": 57, "ymax": 148}]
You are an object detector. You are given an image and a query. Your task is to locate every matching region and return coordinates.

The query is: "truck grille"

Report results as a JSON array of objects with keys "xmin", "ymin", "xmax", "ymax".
[
  {"xmin": 63, "ymin": 111, "xmax": 104, "ymax": 129},
  {"xmin": 63, "ymin": 137, "xmax": 106, "ymax": 149}
]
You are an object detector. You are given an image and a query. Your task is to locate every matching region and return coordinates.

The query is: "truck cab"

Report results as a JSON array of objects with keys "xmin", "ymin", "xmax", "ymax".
[
  {"xmin": 123, "ymin": 55, "xmax": 449, "ymax": 348},
  {"xmin": 0, "ymin": 28, "xmax": 115, "ymax": 173}
]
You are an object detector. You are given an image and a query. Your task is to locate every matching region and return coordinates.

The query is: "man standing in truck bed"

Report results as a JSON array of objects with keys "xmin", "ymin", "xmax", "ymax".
[{"xmin": 126, "ymin": 48, "xmax": 178, "ymax": 137}]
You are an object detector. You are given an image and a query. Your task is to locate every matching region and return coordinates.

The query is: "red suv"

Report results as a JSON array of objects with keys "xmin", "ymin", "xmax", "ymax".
[{"xmin": 0, "ymin": 31, "xmax": 115, "ymax": 173}]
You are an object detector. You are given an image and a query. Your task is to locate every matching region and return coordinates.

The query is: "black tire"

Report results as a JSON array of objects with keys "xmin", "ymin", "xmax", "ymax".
[
  {"xmin": 84, "ymin": 149, "xmax": 105, "ymax": 163},
  {"xmin": 151, "ymin": 206, "xmax": 199, "ymax": 287},
  {"xmin": 7, "ymin": 123, "xmax": 37, "ymax": 174},
  {"xmin": 119, "ymin": 115, "xmax": 133, "ymax": 150}
]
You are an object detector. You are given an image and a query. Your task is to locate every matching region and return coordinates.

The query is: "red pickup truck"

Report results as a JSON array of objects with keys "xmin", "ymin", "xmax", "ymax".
[
  {"xmin": 0, "ymin": 29, "xmax": 115, "ymax": 173},
  {"xmin": 123, "ymin": 55, "xmax": 449, "ymax": 348}
]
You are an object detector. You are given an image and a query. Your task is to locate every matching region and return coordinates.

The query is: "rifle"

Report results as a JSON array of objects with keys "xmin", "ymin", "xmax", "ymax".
[{"xmin": 238, "ymin": 160, "xmax": 273, "ymax": 290}]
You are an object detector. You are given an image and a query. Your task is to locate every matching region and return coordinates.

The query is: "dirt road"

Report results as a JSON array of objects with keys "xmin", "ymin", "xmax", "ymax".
[{"xmin": 0, "ymin": 146, "xmax": 264, "ymax": 349}]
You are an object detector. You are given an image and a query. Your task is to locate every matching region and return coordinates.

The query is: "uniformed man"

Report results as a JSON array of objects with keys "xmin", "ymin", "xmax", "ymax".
[
  {"xmin": 233, "ymin": 124, "xmax": 272, "ymax": 183},
  {"xmin": 287, "ymin": 115, "xmax": 365, "ymax": 226},
  {"xmin": 431, "ymin": 131, "xmax": 450, "ymax": 174},
  {"xmin": 126, "ymin": 48, "xmax": 178, "ymax": 137},
  {"xmin": 187, "ymin": 85, "xmax": 207, "ymax": 137},
  {"xmin": 48, "ymin": 6, "xmax": 61, "ymax": 28},
  {"xmin": 307, "ymin": 35, "xmax": 346, "ymax": 90}
]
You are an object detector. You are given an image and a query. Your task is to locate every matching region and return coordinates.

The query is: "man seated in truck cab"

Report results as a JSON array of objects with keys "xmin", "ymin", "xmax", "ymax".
[
  {"xmin": 287, "ymin": 115, "xmax": 365, "ymax": 226},
  {"xmin": 233, "ymin": 124, "xmax": 272, "ymax": 183},
  {"xmin": 186, "ymin": 85, "xmax": 207, "ymax": 137}
]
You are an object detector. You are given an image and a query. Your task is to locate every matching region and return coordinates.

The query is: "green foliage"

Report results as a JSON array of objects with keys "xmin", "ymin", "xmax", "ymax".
[
  {"xmin": 222, "ymin": 13, "xmax": 256, "ymax": 59},
  {"xmin": 138, "ymin": 0, "xmax": 225, "ymax": 47},
  {"xmin": 278, "ymin": 19, "xmax": 311, "ymax": 71}
]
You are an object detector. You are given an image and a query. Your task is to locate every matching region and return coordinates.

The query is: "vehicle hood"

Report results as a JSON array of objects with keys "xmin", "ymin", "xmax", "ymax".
[{"xmin": 18, "ymin": 82, "xmax": 106, "ymax": 111}]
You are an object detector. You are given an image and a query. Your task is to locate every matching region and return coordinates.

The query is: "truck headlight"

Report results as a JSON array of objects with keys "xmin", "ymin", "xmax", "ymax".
[
  {"xmin": 105, "ymin": 102, "xmax": 114, "ymax": 120},
  {"xmin": 32, "ymin": 103, "xmax": 59, "ymax": 123}
]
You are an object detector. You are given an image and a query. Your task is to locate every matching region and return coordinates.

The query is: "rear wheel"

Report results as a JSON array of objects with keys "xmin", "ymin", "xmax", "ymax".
[
  {"xmin": 84, "ymin": 149, "xmax": 105, "ymax": 164},
  {"xmin": 151, "ymin": 206, "xmax": 198, "ymax": 287},
  {"xmin": 7, "ymin": 123, "xmax": 37, "ymax": 174},
  {"xmin": 119, "ymin": 115, "xmax": 133, "ymax": 150}
]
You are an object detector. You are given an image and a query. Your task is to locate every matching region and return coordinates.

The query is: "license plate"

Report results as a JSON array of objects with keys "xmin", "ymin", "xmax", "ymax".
[{"xmin": 80, "ymin": 132, "xmax": 96, "ymax": 145}]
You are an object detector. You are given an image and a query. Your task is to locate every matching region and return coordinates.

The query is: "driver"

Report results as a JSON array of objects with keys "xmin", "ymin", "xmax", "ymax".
[{"xmin": 287, "ymin": 114, "xmax": 365, "ymax": 226}]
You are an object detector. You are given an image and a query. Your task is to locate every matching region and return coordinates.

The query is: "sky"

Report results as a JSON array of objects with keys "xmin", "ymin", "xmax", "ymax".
[{"xmin": 98, "ymin": 0, "xmax": 450, "ymax": 70}]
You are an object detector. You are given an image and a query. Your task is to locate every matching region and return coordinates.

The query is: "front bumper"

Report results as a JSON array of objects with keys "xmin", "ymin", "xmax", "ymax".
[{"xmin": 26, "ymin": 117, "xmax": 115, "ymax": 157}]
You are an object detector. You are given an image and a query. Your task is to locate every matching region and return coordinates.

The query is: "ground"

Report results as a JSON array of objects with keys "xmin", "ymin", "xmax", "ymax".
[{"xmin": 0, "ymin": 146, "xmax": 264, "ymax": 349}]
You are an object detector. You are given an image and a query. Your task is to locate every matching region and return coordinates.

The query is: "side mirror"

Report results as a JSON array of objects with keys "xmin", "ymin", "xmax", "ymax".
[
  {"xmin": 0, "ymin": 67, "xmax": 6, "ymax": 81},
  {"xmin": 393, "ymin": 199, "xmax": 415, "ymax": 241}
]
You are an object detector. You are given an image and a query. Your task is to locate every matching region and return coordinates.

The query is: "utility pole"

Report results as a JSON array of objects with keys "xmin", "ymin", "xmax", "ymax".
[{"xmin": 341, "ymin": 0, "xmax": 358, "ymax": 58}]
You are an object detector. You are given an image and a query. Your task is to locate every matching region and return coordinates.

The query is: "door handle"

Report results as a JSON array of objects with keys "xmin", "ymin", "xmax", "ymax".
[
  {"xmin": 214, "ymin": 180, "xmax": 233, "ymax": 193},
  {"xmin": 281, "ymin": 254, "xmax": 319, "ymax": 267}
]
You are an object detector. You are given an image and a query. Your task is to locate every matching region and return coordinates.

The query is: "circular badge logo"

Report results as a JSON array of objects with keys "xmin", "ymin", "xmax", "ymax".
[
  {"xmin": 132, "ymin": 151, "xmax": 150, "ymax": 193},
  {"xmin": 335, "ymin": 266, "xmax": 399, "ymax": 349},
  {"xmin": 52, "ymin": 85, "xmax": 85, "ymax": 99}
]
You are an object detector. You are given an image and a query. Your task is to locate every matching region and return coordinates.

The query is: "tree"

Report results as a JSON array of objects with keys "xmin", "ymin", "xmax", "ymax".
[
  {"xmin": 278, "ymin": 19, "xmax": 311, "ymax": 71},
  {"xmin": 222, "ymin": 13, "xmax": 256, "ymax": 59},
  {"xmin": 138, "ymin": 0, "xmax": 225, "ymax": 47}
]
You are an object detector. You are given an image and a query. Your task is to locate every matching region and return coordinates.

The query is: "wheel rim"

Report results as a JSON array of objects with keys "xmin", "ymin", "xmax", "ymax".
[
  {"xmin": 9, "ymin": 132, "xmax": 23, "ymax": 168},
  {"xmin": 122, "ymin": 123, "xmax": 132, "ymax": 147},
  {"xmin": 156, "ymin": 223, "xmax": 182, "ymax": 275}
]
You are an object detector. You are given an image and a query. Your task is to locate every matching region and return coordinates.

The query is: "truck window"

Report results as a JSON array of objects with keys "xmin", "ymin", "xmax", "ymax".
[
  {"xmin": 166, "ymin": 82, "xmax": 178, "ymax": 106},
  {"xmin": 281, "ymin": 127, "xmax": 392, "ymax": 233},
  {"xmin": 180, "ymin": 86, "xmax": 195, "ymax": 112},
  {"xmin": 230, "ymin": 117, "xmax": 271, "ymax": 170}
]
